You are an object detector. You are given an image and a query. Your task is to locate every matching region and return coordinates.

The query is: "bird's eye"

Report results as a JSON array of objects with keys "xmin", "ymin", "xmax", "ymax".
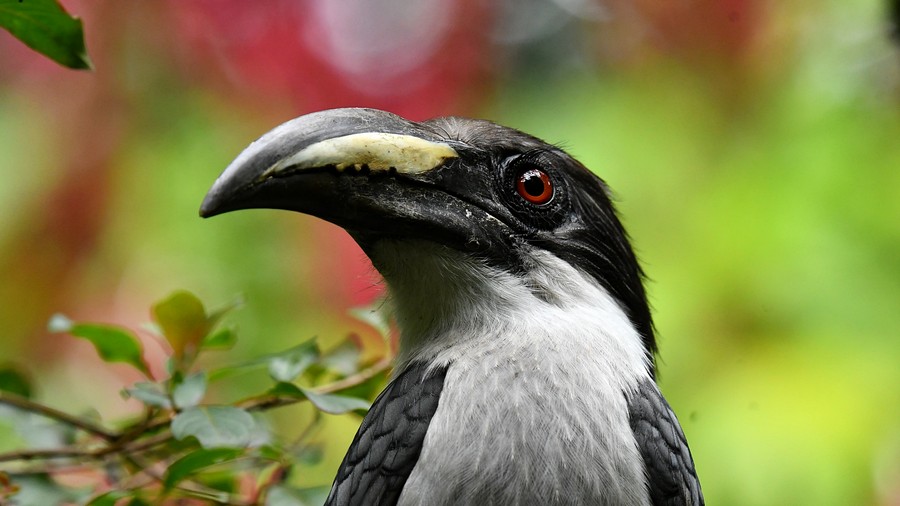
[{"xmin": 516, "ymin": 167, "xmax": 554, "ymax": 205}]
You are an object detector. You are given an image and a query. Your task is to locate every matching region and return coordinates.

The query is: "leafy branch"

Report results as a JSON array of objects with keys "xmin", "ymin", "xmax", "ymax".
[
  {"xmin": 0, "ymin": 393, "xmax": 117, "ymax": 443},
  {"xmin": 0, "ymin": 291, "xmax": 393, "ymax": 505},
  {"xmin": 0, "ymin": 0, "xmax": 92, "ymax": 70}
]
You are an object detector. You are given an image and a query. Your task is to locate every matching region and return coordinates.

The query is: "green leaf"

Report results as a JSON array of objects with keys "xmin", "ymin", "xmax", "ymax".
[
  {"xmin": 257, "ymin": 444, "xmax": 286, "ymax": 462},
  {"xmin": 123, "ymin": 381, "xmax": 171, "ymax": 408},
  {"xmin": 194, "ymin": 471, "xmax": 237, "ymax": 495},
  {"xmin": 302, "ymin": 388, "xmax": 370, "ymax": 415},
  {"xmin": 269, "ymin": 383, "xmax": 370, "ymax": 415},
  {"xmin": 0, "ymin": 0, "xmax": 91, "ymax": 70},
  {"xmin": 70, "ymin": 324, "xmax": 147, "ymax": 373},
  {"xmin": 163, "ymin": 447, "xmax": 242, "ymax": 490},
  {"xmin": 205, "ymin": 295, "xmax": 244, "ymax": 329},
  {"xmin": 171, "ymin": 406, "xmax": 256, "ymax": 449},
  {"xmin": 246, "ymin": 412, "xmax": 273, "ymax": 447},
  {"xmin": 331, "ymin": 369, "xmax": 389, "ymax": 400},
  {"xmin": 266, "ymin": 486, "xmax": 331, "ymax": 506},
  {"xmin": 193, "ymin": 472, "xmax": 237, "ymax": 496},
  {"xmin": 267, "ymin": 339, "xmax": 320, "ymax": 383},
  {"xmin": 152, "ymin": 291, "xmax": 209, "ymax": 359},
  {"xmin": 8, "ymin": 473, "xmax": 88, "ymax": 506},
  {"xmin": 0, "ymin": 366, "xmax": 32, "ymax": 398},
  {"xmin": 293, "ymin": 444, "xmax": 324, "ymax": 466},
  {"xmin": 50, "ymin": 316, "xmax": 148, "ymax": 375},
  {"xmin": 320, "ymin": 341, "xmax": 362, "ymax": 376},
  {"xmin": 202, "ymin": 327, "xmax": 237, "ymax": 350},
  {"xmin": 85, "ymin": 490, "xmax": 133, "ymax": 506},
  {"xmin": 265, "ymin": 485, "xmax": 306, "ymax": 506},
  {"xmin": 172, "ymin": 372, "xmax": 207, "ymax": 409},
  {"xmin": 267, "ymin": 381, "xmax": 305, "ymax": 397},
  {"xmin": 13, "ymin": 414, "xmax": 73, "ymax": 449},
  {"xmin": 206, "ymin": 360, "xmax": 264, "ymax": 382}
]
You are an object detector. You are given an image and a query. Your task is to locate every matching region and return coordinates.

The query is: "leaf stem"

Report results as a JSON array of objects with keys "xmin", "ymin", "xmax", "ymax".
[
  {"xmin": 0, "ymin": 392, "xmax": 118, "ymax": 441},
  {"xmin": 236, "ymin": 355, "xmax": 392, "ymax": 412},
  {"xmin": 316, "ymin": 355, "xmax": 392, "ymax": 394},
  {"xmin": 0, "ymin": 355, "xmax": 393, "ymax": 465},
  {"xmin": 0, "ymin": 447, "xmax": 88, "ymax": 463}
]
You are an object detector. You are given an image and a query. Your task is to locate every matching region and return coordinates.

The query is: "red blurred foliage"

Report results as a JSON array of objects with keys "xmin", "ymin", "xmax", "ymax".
[
  {"xmin": 632, "ymin": 0, "xmax": 765, "ymax": 62},
  {"xmin": 0, "ymin": 0, "xmax": 500, "ymax": 368},
  {"xmin": 166, "ymin": 0, "xmax": 498, "ymax": 310},
  {"xmin": 167, "ymin": 0, "xmax": 495, "ymax": 121},
  {"xmin": 0, "ymin": 1, "xmax": 129, "ymax": 361},
  {"xmin": 0, "ymin": 0, "xmax": 772, "ymax": 368},
  {"xmin": 597, "ymin": 0, "xmax": 771, "ymax": 113}
]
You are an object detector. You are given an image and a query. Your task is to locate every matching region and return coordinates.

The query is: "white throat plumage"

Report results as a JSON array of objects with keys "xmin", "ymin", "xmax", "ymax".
[
  {"xmin": 370, "ymin": 239, "xmax": 651, "ymax": 380},
  {"xmin": 369, "ymin": 239, "xmax": 654, "ymax": 505}
]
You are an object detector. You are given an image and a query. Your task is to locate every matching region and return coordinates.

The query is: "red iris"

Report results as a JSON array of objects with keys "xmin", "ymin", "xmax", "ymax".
[{"xmin": 516, "ymin": 168, "xmax": 553, "ymax": 205}]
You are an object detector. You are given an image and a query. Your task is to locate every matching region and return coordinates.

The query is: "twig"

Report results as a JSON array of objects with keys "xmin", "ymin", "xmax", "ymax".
[
  {"xmin": 252, "ymin": 462, "xmax": 290, "ymax": 504},
  {"xmin": 2, "ymin": 463, "xmax": 107, "ymax": 483},
  {"xmin": 119, "ymin": 431, "xmax": 173, "ymax": 455},
  {"xmin": 316, "ymin": 355, "xmax": 393, "ymax": 394},
  {"xmin": 121, "ymin": 453, "xmax": 252, "ymax": 506},
  {"xmin": 289, "ymin": 410, "xmax": 322, "ymax": 451},
  {"xmin": 0, "ymin": 355, "xmax": 393, "ymax": 465},
  {"xmin": 0, "ymin": 447, "xmax": 100, "ymax": 463},
  {"xmin": 237, "ymin": 355, "xmax": 392, "ymax": 413},
  {"xmin": 0, "ymin": 429, "xmax": 173, "ymax": 464},
  {"xmin": 0, "ymin": 392, "xmax": 118, "ymax": 441}
]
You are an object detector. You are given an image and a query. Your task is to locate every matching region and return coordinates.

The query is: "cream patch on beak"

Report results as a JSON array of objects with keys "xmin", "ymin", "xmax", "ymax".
[{"xmin": 261, "ymin": 132, "xmax": 458, "ymax": 180}]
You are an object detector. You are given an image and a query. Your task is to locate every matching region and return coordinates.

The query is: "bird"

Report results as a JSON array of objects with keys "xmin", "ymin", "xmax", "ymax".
[{"xmin": 200, "ymin": 107, "xmax": 703, "ymax": 506}]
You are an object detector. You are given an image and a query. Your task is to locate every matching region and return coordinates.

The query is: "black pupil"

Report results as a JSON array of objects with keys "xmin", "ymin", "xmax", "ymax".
[{"xmin": 522, "ymin": 170, "xmax": 545, "ymax": 196}]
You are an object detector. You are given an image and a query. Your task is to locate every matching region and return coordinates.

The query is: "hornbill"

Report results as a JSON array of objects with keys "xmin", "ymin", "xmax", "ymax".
[{"xmin": 201, "ymin": 108, "xmax": 703, "ymax": 505}]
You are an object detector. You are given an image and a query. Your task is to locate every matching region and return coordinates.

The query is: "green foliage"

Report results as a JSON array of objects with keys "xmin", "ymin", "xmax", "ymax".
[
  {"xmin": 84, "ymin": 490, "xmax": 132, "ymax": 506},
  {"xmin": 123, "ymin": 381, "xmax": 171, "ymax": 409},
  {"xmin": 153, "ymin": 291, "xmax": 208, "ymax": 347},
  {"xmin": 171, "ymin": 406, "xmax": 258, "ymax": 449},
  {"xmin": 269, "ymin": 383, "xmax": 371, "ymax": 415},
  {"xmin": 0, "ymin": 290, "xmax": 392, "ymax": 504},
  {"xmin": 171, "ymin": 372, "xmax": 207, "ymax": 409},
  {"xmin": 268, "ymin": 339, "xmax": 320, "ymax": 383},
  {"xmin": 151, "ymin": 292, "xmax": 244, "ymax": 379},
  {"xmin": 48, "ymin": 315, "xmax": 149, "ymax": 375},
  {"xmin": 0, "ymin": 367, "xmax": 31, "ymax": 399},
  {"xmin": 300, "ymin": 389, "xmax": 371, "ymax": 416},
  {"xmin": 202, "ymin": 327, "xmax": 238, "ymax": 350},
  {"xmin": 0, "ymin": 0, "xmax": 91, "ymax": 69},
  {"xmin": 491, "ymin": 67, "xmax": 900, "ymax": 505},
  {"xmin": 3, "ymin": 473, "xmax": 88, "ymax": 505},
  {"xmin": 162, "ymin": 447, "xmax": 243, "ymax": 491}
]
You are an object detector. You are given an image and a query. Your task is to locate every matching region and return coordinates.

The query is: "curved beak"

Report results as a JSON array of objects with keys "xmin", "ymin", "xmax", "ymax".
[{"xmin": 200, "ymin": 108, "xmax": 459, "ymax": 220}]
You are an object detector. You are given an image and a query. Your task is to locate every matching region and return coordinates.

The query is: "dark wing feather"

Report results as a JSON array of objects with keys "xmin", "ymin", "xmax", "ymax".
[
  {"xmin": 325, "ymin": 361, "xmax": 448, "ymax": 506},
  {"xmin": 627, "ymin": 378, "xmax": 704, "ymax": 506}
]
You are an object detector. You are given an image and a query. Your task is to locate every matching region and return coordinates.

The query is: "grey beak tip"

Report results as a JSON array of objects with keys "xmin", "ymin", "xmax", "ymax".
[{"xmin": 199, "ymin": 191, "xmax": 221, "ymax": 218}]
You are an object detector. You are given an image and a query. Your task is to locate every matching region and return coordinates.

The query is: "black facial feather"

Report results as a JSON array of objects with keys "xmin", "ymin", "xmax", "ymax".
[
  {"xmin": 545, "ymin": 158, "xmax": 657, "ymax": 363},
  {"xmin": 202, "ymin": 110, "xmax": 658, "ymax": 372},
  {"xmin": 426, "ymin": 118, "xmax": 657, "ymax": 371}
]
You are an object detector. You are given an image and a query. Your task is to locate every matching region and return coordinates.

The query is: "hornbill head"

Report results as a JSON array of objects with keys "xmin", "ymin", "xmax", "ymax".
[{"xmin": 200, "ymin": 108, "xmax": 656, "ymax": 373}]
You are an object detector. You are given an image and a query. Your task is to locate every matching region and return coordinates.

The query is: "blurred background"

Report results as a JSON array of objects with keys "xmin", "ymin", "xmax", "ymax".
[{"xmin": 1, "ymin": 0, "xmax": 899, "ymax": 504}]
